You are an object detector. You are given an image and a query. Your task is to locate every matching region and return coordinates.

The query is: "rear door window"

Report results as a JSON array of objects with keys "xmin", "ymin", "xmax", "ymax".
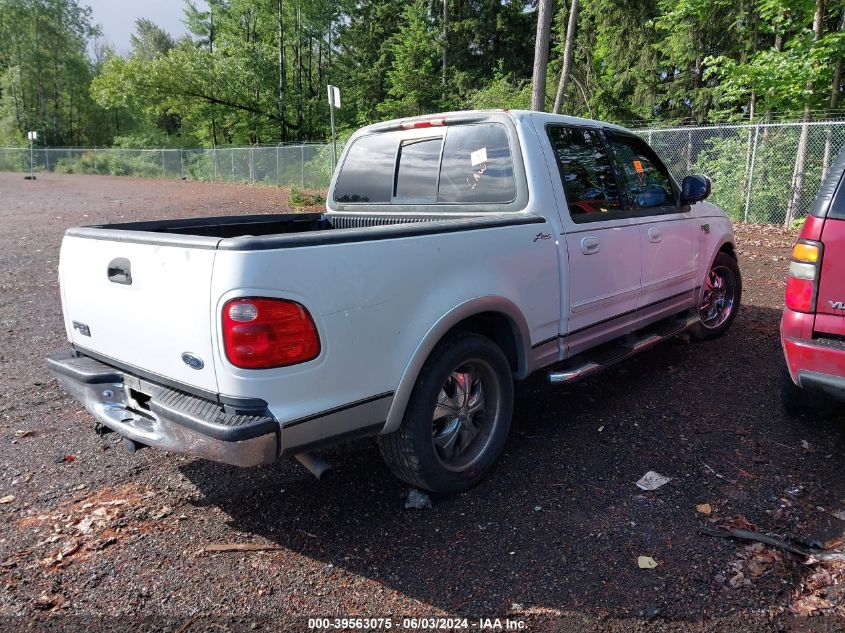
[
  {"xmin": 333, "ymin": 134, "xmax": 396, "ymax": 203},
  {"xmin": 437, "ymin": 123, "xmax": 516, "ymax": 203},
  {"xmin": 604, "ymin": 131, "xmax": 677, "ymax": 212},
  {"xmin": 547, "ymin": 125, "xmax": 623, "ymax": 222}
]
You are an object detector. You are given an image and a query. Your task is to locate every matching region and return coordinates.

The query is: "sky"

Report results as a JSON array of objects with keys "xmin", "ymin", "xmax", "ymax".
[{"xmin": 84, "ymin": 0, "xmax": 201, "ymax": 55}]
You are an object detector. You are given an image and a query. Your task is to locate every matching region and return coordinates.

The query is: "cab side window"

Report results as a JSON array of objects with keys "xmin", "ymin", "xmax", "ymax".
[
  {"xmin": 605, "ymin": 132, "xmax": 676, "ymax": 211},
  {"xmin": 547, "ymin": 126, "xmax": 622, "ymax": 222}
]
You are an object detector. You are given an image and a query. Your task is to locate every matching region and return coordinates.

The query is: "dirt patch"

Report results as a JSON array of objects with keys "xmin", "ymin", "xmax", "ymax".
[{"xmin": 2, "ymin": 172, "xmax": 845, "ymax": 630}]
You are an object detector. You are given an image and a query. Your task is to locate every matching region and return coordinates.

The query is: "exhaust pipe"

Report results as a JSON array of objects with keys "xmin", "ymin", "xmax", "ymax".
[
  {"xmin": 122, "ymin": 437, "xmax": 148, "ymax": 454},
  {"xmin": 294, "ymin": 452, "xmax": 332, "ymax": 480}
]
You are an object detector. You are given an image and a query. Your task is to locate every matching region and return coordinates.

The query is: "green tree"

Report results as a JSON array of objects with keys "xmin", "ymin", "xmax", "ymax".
[{"xmin": 377, "ymin": 1, "xmax": 441, "ymax": 118}]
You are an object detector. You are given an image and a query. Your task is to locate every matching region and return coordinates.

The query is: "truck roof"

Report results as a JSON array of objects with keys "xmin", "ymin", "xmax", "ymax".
[{"xmin": 357, "ymin": 109, "xmax": 631, "ymax": 135}]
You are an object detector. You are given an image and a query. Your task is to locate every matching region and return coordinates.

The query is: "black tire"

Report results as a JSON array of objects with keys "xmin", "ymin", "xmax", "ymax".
[
  {"xmin": 781, "ymin": 366, "xmax": 829, "ymax": 417},
  {"xmin": 378, "ymin": 333, "xmax": 514, "ymax": 494},
  {"xmin": 690, "ymin": 251, "xmax": 742, "ymax": 341}
]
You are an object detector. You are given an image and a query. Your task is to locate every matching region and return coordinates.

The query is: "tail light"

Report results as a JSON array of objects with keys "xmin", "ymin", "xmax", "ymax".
[
  {"xmin": 222, "ymin": 298, "xmax": 320, "ymax": 369},
  {"xmin": 785, "ymin": 239, "xmax": 824, "ymax": 313}
]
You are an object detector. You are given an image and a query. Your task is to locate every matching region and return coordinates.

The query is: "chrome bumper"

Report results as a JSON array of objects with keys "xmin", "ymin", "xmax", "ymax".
[{"xmin": 47, "ymin": 352, "xmax": 278, "ymax": 467}]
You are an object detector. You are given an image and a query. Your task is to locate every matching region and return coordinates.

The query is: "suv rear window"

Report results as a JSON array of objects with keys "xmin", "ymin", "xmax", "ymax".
[
  {"xmin": 333, "ymin": 122, "xmax": 516, "ymax": 206},
  {"xmin": 830, "ymin": 170, "xmax": 845, "ymax": 219}
]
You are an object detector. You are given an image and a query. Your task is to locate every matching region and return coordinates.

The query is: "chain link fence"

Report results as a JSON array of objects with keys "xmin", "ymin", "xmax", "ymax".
[
  {"xmin": 637, "ymin": 120, "xmax": 845, "ymax": 226},
  {"xmin": 0, "ymin": 144, "xmax": 334, "ymax": 189},
  {"xmin": 2, "ymin": 120, "xmax": 844, "ymax": 225}
]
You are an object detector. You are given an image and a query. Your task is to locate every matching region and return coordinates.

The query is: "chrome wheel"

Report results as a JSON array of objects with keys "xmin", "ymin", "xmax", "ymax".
[
  {"xmin": 699, "ymin": 265, "xmax": 737, "ymax": 329},
  {"xmin": 431, "ymin": 359, "xmax": 501, "ymax": 472}
]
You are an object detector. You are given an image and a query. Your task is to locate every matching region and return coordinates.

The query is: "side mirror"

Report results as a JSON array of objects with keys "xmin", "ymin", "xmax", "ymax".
[{"xmin": 681, "ymin": 175, "xmax": 711, "ymax": 204}]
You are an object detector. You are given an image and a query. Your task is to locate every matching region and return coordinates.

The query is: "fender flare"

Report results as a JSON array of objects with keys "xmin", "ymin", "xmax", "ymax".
[
  {"xmin": 381, "ymin": 296, "xmax": 531, "ymax": 434},
  {"xmin": 698, "ymin": 233, "xmax": 737, "ymax": 303}
]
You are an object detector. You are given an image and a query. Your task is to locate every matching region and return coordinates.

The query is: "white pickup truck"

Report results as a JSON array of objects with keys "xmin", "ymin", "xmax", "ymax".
[{"xmin": 48, "ymin": 110, "xmax": 741, "ymax": 493}]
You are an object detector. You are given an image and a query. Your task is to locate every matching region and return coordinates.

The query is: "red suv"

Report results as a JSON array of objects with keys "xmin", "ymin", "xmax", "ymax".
[{"xmin": 781, "ymin": 147, "xmax": 845, "ymax": 412}]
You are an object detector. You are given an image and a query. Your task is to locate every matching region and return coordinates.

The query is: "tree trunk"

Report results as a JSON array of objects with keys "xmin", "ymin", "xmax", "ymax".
[
  {"xmin": 552, "ymin": 0, "xmax": 578, "ymax": 114},
  {"xmin": 441, "ymin": 0, "xmax": 448, "ymax": 87},
  {"xmin": 296, "ymin": 1, "xmax": 303, "ymax": 141},
  {"xmin": 821, "ymin": 7, "xmax": 845, "ymax": 182},
  {"xmin": 277, "ymin": 0, "xmax": 286, "ymax": 141},
  {"xmin": 531, "ymin": 0, "xmax": 554, "ymax": 111},
  {"xmin": 785, "ymin": 0, "xmax": 826, "ymax": 227}
]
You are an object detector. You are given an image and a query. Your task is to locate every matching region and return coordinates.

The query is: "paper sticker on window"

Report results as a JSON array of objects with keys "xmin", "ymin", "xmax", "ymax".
[
  {"xmin": 632, "ymin": 159, "xmax": 644, "ymax": 174},
  {"xmin": 471, "ymin": 147, "xmax": 488, "ymax": 166}
]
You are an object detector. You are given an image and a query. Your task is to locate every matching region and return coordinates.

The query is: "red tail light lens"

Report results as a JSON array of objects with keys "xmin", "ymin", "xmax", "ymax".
[
  {"xmin": 785, "ymin": 239, "xmax": 823, "ymax": 313},
  {"xmin": 222, "ymin": 298, "xmax": 320, "ymax": 369},
  {"xmin": 785, "ymin": 276, "xmax": 816, "ymax": 312}
]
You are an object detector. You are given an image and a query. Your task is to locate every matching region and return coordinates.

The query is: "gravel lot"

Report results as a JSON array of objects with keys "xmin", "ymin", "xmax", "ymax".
[{"xmin": 2, "ymin": 172, "xmax": 845, "ymax": 632}]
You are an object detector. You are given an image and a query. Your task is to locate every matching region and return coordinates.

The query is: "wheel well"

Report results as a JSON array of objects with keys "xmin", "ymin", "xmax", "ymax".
[
  {"xmin": 719, "ymin": 242, "xmax": 737, "ymax": 260},
  {"xmin": 448, "ymin": 312, "xmax": 521, "ymax": 375}
]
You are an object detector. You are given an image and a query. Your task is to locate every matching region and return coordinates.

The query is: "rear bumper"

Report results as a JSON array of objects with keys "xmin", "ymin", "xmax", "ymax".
[
  {"xmin": 47, "ymin": 351, "xmax": 279, "ymax": 467},
  {"xmin": 781, "ymin": 309, "xmax": 845, "ymax": 402}
]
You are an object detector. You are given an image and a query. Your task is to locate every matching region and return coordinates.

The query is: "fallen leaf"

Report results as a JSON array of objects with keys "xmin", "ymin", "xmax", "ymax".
[
  {"xmin": 696, "ymin": 503, "xmax": 712, "ymax": 515},
  {"xmin": 638, "ymin": 556, "xmax": 659, "ymax": 569},
  {"xmin": 0, "ymin": 495, "xmax": 15, "ymax": 504}
]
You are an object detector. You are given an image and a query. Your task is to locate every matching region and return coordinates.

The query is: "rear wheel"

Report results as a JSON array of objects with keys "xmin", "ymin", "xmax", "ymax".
[
  {"xmin": 378, "ymin": 333, "xmax": 514, "ymax": 494},
  {"xmin": 690, "ymin": 252, "xmax": 742, "ymax": 341}
]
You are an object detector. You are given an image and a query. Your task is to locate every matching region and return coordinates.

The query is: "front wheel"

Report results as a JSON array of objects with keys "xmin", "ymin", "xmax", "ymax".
[
  {"xmin": 378, "ymin": 333, "xmax": 514, "ymax": 494},
  {"xmin": 690, "ymin": 252, "xmax": 742, "ymax": 341}
]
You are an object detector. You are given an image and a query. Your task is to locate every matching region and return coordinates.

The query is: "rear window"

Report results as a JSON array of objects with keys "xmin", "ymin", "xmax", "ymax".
[
  {"xmin": 395, "ymin": 137, "xmax": 443, "ymax": 203},
  {"xmin": 333, "ymin": 122, "xmax": 517, "ymax": 206}
]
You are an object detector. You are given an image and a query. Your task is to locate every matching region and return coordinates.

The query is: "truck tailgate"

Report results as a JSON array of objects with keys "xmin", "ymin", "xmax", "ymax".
[{"xmin": 59, "ymin": 234, "xmax": 219, "ymax": 392}]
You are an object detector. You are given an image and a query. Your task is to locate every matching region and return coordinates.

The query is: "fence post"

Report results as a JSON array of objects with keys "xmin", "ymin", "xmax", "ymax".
[
  {"xmin": 648, "ymin": 130, "xmax": 653, "ymax": 146},
  {"xmin": 213, "ymin": 148, "xmax": 218, "ymax": 182},
  {"xmin": 93, "ymin": 148, "xmax": 97, "ymax": 173},
  {"xmin": 301, "ymin": 145, "xmax": 305, "ymax": 187},
  {"xmin": 180, "ymin": 150, "xmax": 185, "ymax": 180},
  {"xmin": 45, "ymin": 149, "xmax": 50, "ymax": 172},
  {"xmin": 231, "ymin": 148, "xmax": 235, "ymax": 182},
  {"xmin": 276, "ymin": 147, "xmax": 280, "ymax": 186},
  {"xmin": 743, "ymin": 122, "xmax": 762, "ymax": 223},
  {"xmin": 250, "ymin": 146, "xmax": 255, "ymax": 184}
]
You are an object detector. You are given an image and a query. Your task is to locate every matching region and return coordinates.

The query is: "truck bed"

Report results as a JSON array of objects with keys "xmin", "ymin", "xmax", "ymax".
[{"xmin": 84, "ymin": 213, "xmax": 331, "ymax": 238}]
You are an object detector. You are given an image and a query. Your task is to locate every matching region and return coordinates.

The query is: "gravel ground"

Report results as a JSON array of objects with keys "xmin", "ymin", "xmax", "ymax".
[{"xmin": 2, "ymin": 172, "xmax": 845, "ymax": 632}]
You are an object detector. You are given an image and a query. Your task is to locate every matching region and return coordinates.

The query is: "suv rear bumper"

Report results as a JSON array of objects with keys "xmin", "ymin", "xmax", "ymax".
[
  {"xmin": 781, "ymin": 309, "xmax": 845, "ymax": 402},
  {"xmin": 47, "ymin": 352, "xmax": 279, "ymax": 467}
]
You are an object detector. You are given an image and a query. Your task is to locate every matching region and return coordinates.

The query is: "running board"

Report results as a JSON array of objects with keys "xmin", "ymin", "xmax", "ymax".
[{"xmin": 548, "ymin": 314, "xmax": 699, "ymax": 384}]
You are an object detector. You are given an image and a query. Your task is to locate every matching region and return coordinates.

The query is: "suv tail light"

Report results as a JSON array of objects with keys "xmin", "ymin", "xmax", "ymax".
[
  {"xmin": 222, "ymin": 298, "xmax": 320, "ymax": 369},
  {"xmin": 785, "ymin": 239, "xmax": 824, "ymax": 313}
]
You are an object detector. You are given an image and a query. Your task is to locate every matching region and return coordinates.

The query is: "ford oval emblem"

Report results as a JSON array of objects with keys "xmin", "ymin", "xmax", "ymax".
[{"xmin": 181, "ymin": 352, "xmax": 204, "ymax": 370}]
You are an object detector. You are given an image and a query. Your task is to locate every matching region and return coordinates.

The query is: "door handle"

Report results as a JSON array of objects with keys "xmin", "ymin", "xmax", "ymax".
[
  {"xmin": 580, "ymin": 237, "xmax": 600, "ymax": 255},
  {"xmin": 648, "ymin": 228, "xmax": 662, "ymax": 243},
  {"xmin": 107, "ymin": 257, "xmax": 132, "ymax": 285}
]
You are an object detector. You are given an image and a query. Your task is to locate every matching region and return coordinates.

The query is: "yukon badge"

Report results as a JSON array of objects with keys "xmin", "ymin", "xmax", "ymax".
[
  {"xmin": 181, "ymin": 352, "xmax": 205, "ymax": 370},
  {"xmin": 830, "ymin": 300, "xmax": 845, "ymax": 311}
]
